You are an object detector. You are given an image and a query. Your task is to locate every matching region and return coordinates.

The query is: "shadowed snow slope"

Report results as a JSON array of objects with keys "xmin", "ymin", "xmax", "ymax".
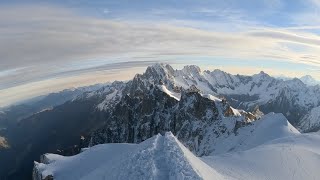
[{"xmin": 33, "ymin": 132, "xmax": 226, "ymax": 180}]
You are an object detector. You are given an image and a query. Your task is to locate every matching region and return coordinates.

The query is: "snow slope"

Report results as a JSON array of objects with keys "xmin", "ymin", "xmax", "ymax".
[
  {"xmin": 203, "ymin": 133, "xmax": 320, "ymax": 180},
  {"xmin": 199, "ymin": 112, "xmax": 300, "ymax": 155},
  {"xmin": 34, "ymin": 130, "xmax": 320, "ymax": 180},
  {"xmin": 34, "ymin": 132, "xmax": 226, "ymax": 180}
]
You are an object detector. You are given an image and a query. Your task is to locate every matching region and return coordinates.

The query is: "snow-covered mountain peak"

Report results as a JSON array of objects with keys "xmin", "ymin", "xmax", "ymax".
[
  {"xmin": 284, "ymin": 78, "xmax": 306, "ymax": 90},
  {"xmin": 254, "ymin": 70, "xmax": 268, "ymax": 77},
  {"xmin": 209, "ymin": 69, "xmax": 231, "ymax": 78},
  {"xmin": 144, "ymin": 63, "xmax": 175, "ymax": 79},
  {"xmin": 181, "ymin": 65, "xmax": 201, "ymax": 75},
  {"xmin": 211, "ymin": 69, "xmax": 225, "ymax": 74},
  {"xmin": 252, "ymin": 70, "xmax": 272, "ymax": 82},
  {"xmin": 301, "ymin": 75, "xmax": 314, "ymax": 80},
  {"xmin": 259, "ymin": 70, "xmax": 266, "ymax": 74},
  {"xmin": 300, "ymin": 75, "xmax": 319, "ymax": 86}
]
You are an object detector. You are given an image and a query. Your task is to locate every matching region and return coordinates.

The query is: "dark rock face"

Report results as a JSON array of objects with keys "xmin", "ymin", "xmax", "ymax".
[
  {"xmin": 259, "ymin": 89, "xmax": 308, "ymax": 126},
  {"xmin": 89, "ymin": 73, "xmax": 253, "ymax": 156},
  {"xmin": 225, "ymin": 92, "xmax": 307, "ymax": 126},
  {"xmin": 32, "ymin": 155, "xmax": 54, "ymax": 180}
]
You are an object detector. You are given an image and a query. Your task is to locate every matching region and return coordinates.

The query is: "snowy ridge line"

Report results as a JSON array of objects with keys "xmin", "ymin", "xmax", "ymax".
[
  {"xmin": 160, "ymin": 132, "xmax": 203, "ymax": 180},
  {"xmin": 110, "ymin": 132, "xmax": 206, "ymax": 180},
  {"xmin": 33, "ymin": 132, "xmax": 227, "ymax": 180},
  {"xmin": 33, "ymin": 127, "xmax": 320, "ymax": 180}
]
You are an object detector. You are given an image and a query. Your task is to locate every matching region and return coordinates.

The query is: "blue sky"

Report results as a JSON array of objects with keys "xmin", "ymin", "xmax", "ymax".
[{"xmin": 1, "ymin": 0, "xmax": 320, "ymax": 107}]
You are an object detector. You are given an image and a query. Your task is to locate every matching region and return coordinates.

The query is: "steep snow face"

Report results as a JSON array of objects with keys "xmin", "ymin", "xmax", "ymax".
[
  {"xmin": 203, "ymin": 133, "xmax": 320, "ymax": 180},
  {"xmin": 33, "ymin": 132, "xmax": 226, "ymax": 180},
  {"xmin": 298, "ymin": 106, "xmax": 320, "ymax": 132}
]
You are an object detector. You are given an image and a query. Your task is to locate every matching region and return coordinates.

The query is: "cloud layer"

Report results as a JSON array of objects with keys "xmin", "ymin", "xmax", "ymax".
[{"xmin": 1, "ymin": 2, "xmax": 320, "ymax": 106}]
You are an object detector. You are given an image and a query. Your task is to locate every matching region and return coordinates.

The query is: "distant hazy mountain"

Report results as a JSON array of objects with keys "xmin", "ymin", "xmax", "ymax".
[
  {"xmin": 277, "ymin": 74, "xmax": 319, "ymax": 86},
  {"xmin": 0, "ymin": 83, "xmax": 105, "ymax": 130},
  {"xmin": 300, "ymin": 75, "xmax": 319, "ymax": 86}
]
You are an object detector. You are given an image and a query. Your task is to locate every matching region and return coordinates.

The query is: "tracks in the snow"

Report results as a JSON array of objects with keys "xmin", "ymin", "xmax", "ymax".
[{"xmin": 153, "ymin": 135, "xmax": 170, "ymax": 180}]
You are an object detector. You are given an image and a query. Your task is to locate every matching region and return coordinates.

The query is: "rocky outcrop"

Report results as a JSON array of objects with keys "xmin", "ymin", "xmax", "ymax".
[
  {"xmin": 0, "ymin": 136, "xmax": 9, "ymax": 149},
  {"xmin": 32, "ymin": 156, "xmax": 54, "ymax": 180}
]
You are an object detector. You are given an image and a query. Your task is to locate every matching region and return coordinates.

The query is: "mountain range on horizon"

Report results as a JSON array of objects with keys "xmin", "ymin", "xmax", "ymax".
[
  {"xmin": 276, "ymin": 74, "xmax": 320, "ymax": 86},
  {"xmin": 1, "ymin": 63, "xmax": 320, "ymax": 180}
]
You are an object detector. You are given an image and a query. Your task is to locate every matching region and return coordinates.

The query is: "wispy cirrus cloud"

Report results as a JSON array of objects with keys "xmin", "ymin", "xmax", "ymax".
[
  {"xmin": 1, "ymin": 5, "xmax": 320, "ymax": 69},
  {"xmin": 1, "ymin": 1, "xmax": 320, "ymax": 106}
]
